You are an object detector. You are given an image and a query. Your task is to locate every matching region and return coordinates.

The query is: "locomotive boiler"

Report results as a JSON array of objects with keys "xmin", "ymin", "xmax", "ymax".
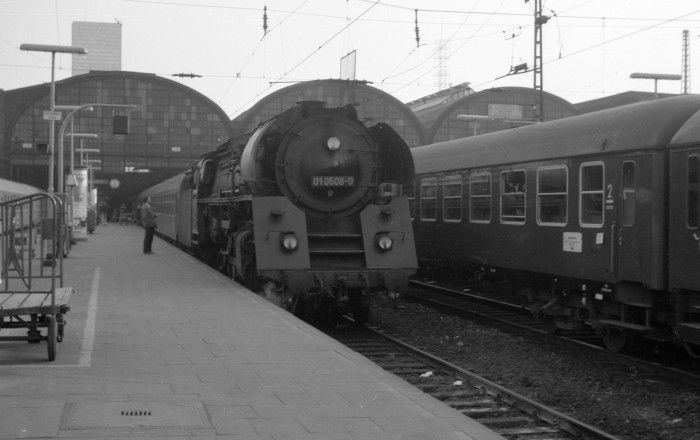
[{"xmin": 140, "ymin": 102, "xmax": 417, "ymax": 323}]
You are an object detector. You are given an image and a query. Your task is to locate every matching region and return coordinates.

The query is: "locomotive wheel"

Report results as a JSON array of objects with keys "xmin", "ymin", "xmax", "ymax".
[
  {"xmin": 683, "ymin": 341, "xmax": 700, "ymax": 359},
  {"xmin": 540, "ymin": 315, "xmax": 559, "ymax": 335},
  {"xmin": 350, "ymin": 288, "xmax": 370, "ymax": 325},
  {"xmin": 240, "ymin": 256, "xmax": 258, "ymax": 292},
  {"xmin": 602, "ymin": 326, "xmax": 632, "ymax": 353},
  {"xmin": 237, "ymin": 232, "xmax": 260, "ymax": 291}
]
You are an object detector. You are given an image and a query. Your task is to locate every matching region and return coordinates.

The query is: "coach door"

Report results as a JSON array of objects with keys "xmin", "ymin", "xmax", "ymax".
[
  {"xmin": 615, "ymin": 155, "xmax": 655, "ymax": 284},
  {"xmin": 668, "ymin": 149, "xmax": 700, "ymax": 290}
]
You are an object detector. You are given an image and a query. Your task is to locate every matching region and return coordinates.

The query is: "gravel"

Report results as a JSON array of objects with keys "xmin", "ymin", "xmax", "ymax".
[{"xmin": 368, "ymin": 294, "xmax": 700, "ymax": 440}]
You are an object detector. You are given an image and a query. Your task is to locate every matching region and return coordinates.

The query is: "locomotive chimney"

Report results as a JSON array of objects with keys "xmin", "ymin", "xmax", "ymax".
[{"xmin": 298, "ymin": 101, "xmax": 327, "ymax": 117}]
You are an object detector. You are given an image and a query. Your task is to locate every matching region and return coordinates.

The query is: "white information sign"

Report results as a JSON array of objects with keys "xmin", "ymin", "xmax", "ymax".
[
  {"xmin": 563, "ymin": 232, "xmax": 583, "ymax": 253},
  {"xmin": 42, "ymin": 111, "xmax": 62, "ymax": 121},
  {"xmin": 488, "ymin": 104, "xmax": 523, "ymax": 119},
  {"xmin": 73, "ymin": 168, "xmax": 89, "ymax": 240}
]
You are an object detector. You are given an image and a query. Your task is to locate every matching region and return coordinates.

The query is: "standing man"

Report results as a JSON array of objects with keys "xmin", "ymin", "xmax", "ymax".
[{"xmin": 141, "ymin": 196, "xmax": 157, "ymax": 254}]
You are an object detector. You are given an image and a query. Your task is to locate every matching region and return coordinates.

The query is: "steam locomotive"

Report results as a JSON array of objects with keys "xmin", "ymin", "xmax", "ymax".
[
  {"xmin": 139, "ymin": 102, "xmax": 417, "ymax": 322},
  {"xmin": 410, "ymin": 95, "xmax": 700, "ymax": 356}
]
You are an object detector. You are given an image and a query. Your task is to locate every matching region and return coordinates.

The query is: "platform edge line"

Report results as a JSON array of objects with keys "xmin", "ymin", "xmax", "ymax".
[{"xmin": 78, "ymin": 267, "xmax": 100, "ymax": 367}]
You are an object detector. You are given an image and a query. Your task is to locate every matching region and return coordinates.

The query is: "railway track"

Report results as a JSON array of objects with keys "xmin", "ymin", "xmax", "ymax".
[
  {"xmin": 327, "ymin": 324, "xmax": 622, "ymax": 440},
  {"xmin": 407, "ymin": 278, "xmax": 700, "ymax": 388}
]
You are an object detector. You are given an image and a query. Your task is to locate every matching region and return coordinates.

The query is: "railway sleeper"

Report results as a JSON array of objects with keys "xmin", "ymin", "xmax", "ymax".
[
  {"xmin": 496, "ymin": 425, "xmax": 562, "ymax": 436},
  {"xmin": 461, "ymin": 406, "xmax": 514, "ymax": 417},
  {"xmin": 367, "ymin": 353, "xmax": 417, "ymax": 359},
  {"xmin": 346, "ymin": 346, "xmax": 397, "ymax": 353},
  {"xmin": 371, "ymin": 359, "xmax": 425, "ymax": 366},
  {"xmin": 385, "ymin": 367, "xmax": 432, "ymax": 375},
  {"xmin": 410, "ymin": 380, "xmax": 458, "ymax": 391},
  {"xmin": 478, "ymin": 416, "xmax": 537, "ymax": 428},
  {"xmin": 447, "ymin": 398, "xmax": 500, "ymax": 409},
  {"xmin": 432, "ymin": 390, "xmax": 483, "ymax": 400}
]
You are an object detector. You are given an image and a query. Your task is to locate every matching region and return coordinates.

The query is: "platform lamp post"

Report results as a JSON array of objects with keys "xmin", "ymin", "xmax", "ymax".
[
  {"xmin": 630, "ymin": 72, "xmax": 682, "ymax": 99},
  {"xmin": 64, "ymin": 133, "xmax": 98, "ymax": 179},
  {"xmin": 63, "ymin": 133, "xmax": 98, "ymax": 242},
  {"xmin": 82, "ymin": 158, "xmax": 102, "ymax": 200},
  {"xmin": 56, "ymin": 105, "xmax": 95, "ymax": 177},
  {"xmin": 57, "ymin": 103, "xmax": 137, "ymax": 194},
  {"xmin": 19, "ymin": 44, "xmax": 87, "ymax": 193},
  {"xmin": 75, "ymin": 148, "xmax": 100, "ymax": 172},
  {"xmin": 80, "ymin": 153, "xmax": 101, "ymax": 236}
]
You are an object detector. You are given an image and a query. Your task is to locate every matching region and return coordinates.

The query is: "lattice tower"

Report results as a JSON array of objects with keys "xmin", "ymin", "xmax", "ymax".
[
  {"xmin": 434, "ymin": 40, "xmax": 449, "ymax": 90},
  {"xmin": 682, "ymin": 30, "xmax": 691, "ymax": 94}
]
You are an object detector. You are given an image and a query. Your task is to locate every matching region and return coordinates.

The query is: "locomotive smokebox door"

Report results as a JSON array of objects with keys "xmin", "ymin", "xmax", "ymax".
[{"xmin": 275, "ymin": 114, "xmax": 379, "ymax": 218}]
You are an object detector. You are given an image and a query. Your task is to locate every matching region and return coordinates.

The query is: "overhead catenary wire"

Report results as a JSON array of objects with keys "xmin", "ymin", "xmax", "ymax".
[
  {"xmin": 8, "ymin": 0, "xmax": 700, "ymax": 118},
  {"xmin": 469, "ymin": 7, "xmax": 700, "ymax": 92},
  {"xmin": 228, "ymin": 0, "xmax": 383, "ymax": 118},
  {"xmin": 184, "ymin": 4, "xmax": 700, "ymax": 115},
  {"xmin": 385, "ymin": 0, "xmax": 503, "ymax": 97},
  {"xmin": 217, "ymin": 1, "xmax": 309, "ymax": 111}
]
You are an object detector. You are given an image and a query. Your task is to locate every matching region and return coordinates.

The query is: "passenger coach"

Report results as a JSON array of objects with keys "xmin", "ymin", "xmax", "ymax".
[{"xmin": 409, "ymin": 95, "xmax": 700, "ymax": 355}]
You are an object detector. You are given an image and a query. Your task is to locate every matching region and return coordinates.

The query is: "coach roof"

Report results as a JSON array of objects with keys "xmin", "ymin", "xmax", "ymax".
[{"xmin": 413, "ymin": 94, "xmax": 700, "ymax": 174}]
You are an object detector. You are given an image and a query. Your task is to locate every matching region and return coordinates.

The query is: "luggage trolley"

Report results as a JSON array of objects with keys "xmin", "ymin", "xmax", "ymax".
[{"xmin": 1, "ymin": 192, "xmax": 74, "ymax": 361}]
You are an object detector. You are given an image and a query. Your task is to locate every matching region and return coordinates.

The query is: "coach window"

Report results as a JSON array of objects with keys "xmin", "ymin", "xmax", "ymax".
[
  {"xmin": 420, "ymin": 177, "xmax": 437, "ymax": 221},
  {"xmin": 443, "ymin": 174, "xmax": 462, "ymax": 222},
  {"xmin": 622, "ymin": 161, "xmax": 636, "ymax": 226},
  {"xmin": 537, "ymin": 166, "xmax": 567, "ymax": 226},
  {"xmin": 580, "ymin": 162, "xmax": 604, "ymax": 227},
  {"xmin": 469, "ymin": 173, "xmax": 491, "ymax": 223},
  {"xmin": 688, "ymin": 155, "xmax": 700, "ymax": 228},
  {"xmin": 501, "ymin": 170, "xmax": 526, "ymax": 224},
  {"xmin": 404, "ymin": 182, "xmax": 415, "ymax": 220}
]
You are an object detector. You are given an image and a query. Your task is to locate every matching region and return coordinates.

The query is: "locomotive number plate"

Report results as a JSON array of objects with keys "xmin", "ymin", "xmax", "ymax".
[{"xmin": 311, "ymin": 176, "xmax": 355, "ymax": 187}]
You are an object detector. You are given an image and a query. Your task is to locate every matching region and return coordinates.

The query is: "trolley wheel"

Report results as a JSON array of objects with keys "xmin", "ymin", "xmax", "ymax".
[
  {"xmin": 55, "ymin": 238, "xmax": 70, "ymax": 258},
  {"xmin": 57, "ymin": 314, "xmax": 65, "ymax": 342},
  {"xmin": 602, "ymin": 326, "xmax": 632, "ymax": 353},
  {"xmin": 47, "ymin": 316, "xmax": 57, "ymax": 361},
  {"xmin": 62, "ymin": 237, "xmax": 71, "ymax": 258}
]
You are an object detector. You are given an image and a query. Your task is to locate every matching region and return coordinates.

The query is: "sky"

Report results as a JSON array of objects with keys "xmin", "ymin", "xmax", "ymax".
[{"xmin": 1, "ymin": 0, "xmax": 700, "ymax": 119}]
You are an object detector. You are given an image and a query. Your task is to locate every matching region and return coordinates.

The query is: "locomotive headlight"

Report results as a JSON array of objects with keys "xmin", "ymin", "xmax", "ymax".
[
  {"xmin": 326, "ymin": 136, "xmax": 341, "ymax": 151},
  {"xmin": 375, "ymin": 233, "xmax": 393, "ymax": 251},
  {"xmin": 281, "ymin": 233, "xmax": 299, "ymax": 251}
]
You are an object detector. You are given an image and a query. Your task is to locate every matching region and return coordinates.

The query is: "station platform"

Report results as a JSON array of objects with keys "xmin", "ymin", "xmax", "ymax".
[{"xmin": 0, "ymin": 223, "xmax": 505, "ymax": 440}]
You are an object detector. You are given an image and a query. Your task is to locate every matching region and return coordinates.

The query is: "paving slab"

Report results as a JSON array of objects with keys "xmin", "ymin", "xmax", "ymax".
[{"xmin": 0, "ymin": 224, "xmax": 506, "ymax": 440}]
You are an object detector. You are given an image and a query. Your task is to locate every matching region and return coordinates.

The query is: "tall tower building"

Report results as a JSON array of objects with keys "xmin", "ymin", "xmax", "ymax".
[{"xmin": 72, "ymin": 21, "xmax": 122, "ymax": 74}]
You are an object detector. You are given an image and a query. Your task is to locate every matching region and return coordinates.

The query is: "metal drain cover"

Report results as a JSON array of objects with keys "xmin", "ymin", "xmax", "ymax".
[{"xmin": 61, "ymin": 401, "xmax": 210, "ymax": 429}]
